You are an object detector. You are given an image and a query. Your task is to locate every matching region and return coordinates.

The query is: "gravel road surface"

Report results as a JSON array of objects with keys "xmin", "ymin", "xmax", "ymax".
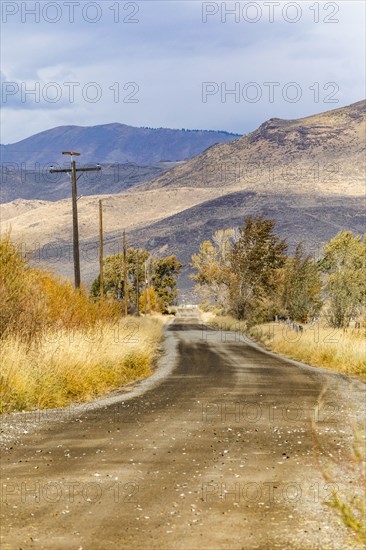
[{"xmin": 1, "ymin": 311, "xmax": 365, "ymax": 549}]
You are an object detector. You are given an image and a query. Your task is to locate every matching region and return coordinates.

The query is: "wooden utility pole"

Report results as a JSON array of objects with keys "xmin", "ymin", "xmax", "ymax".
[
  {"xmin": 123, "ymin": 230, "xmax": 128, "ymax": 316},
  {"xmin": 144, "ymin": 261, "xmax": 147, "ymax": 315},
  {"xmin": 136, "ymin": 249, "xmax": 140, "ymax": 316},
  {"xmin": 70, "ymin": 159, "xmax": 81, "ymax": 288},
  {"xmin": 99, "ymin": 199, "xmax": 104, "ymax": 300},
  {"xmin": 147, "ymin": 259, "xmax": 151, "ymax": 315},
  {"xmin": 49, "ymin": 152, "xmax": 101, "ymax": 289}
]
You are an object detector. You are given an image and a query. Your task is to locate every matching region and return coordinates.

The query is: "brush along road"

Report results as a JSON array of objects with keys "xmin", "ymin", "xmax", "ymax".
[{"xmin": 1, "ymin": 310, "xmax": 365, "ymax": 549}]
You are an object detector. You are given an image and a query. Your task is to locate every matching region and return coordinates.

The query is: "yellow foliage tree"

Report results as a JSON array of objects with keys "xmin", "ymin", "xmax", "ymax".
[{"xmin": 139, "ymin": 287, "xmax": 158, "ymax": 314}]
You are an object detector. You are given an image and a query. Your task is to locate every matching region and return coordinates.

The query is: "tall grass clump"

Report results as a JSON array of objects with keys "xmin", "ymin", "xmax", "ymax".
[
  {"xmin": 0, "ymin": 318, "xmax": 163, "ymax": 412},
  {"xmin": 0, "ymin": 235, "xmax": 164, "ymax": 412},
  {"xmin": 250, "ymin": 322, "xmax": 366, "ymax": 380}
]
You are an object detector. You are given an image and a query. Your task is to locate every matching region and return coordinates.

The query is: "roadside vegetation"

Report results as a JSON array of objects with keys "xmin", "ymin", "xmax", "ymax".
[
  {"xmin": 192, "ymin": 217, "xmax": 366, "ymax": 380},
  {"xmin": 204, "ymin": 314, "xmax": 365, "ymax": 380},
  {"xmin": 90, "ymin": 247, "xmax": 182, "ymax": 314},
  {"xmin": 249, "ymin": 322, "xmax": 365, "ymax": 380},
  {"xmin": 0, "ymin": 235, "xmax": 168, "ymax": 413},
  {"xmin": 203, "ymin": 314, "xmax": 366, "ymax": 381}
]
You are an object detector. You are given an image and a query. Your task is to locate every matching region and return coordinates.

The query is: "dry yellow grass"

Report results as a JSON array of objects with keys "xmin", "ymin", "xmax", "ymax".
[
  {"xmin": 204, "ymin": 314, "xmax": 244, "ymax": 332},
  {"xmin": 206, "ymin": 315, "xmax": 365, "ymax": 380},
  {"xmin": 251, "ymin": 322, "xmax": 366, "ymax": 380},
  {"xmin": 0, "ymin": 235, "xmax": 166, "ymax": 413},
  {"xmin": 0, "ymin": 317, "xmax": 163, "ymax": 413}
]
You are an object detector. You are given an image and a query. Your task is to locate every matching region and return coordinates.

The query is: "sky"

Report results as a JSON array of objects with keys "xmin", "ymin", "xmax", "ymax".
[{"xmin": 1, "ymin": 0, "xmax": 365, "ymax": 144}]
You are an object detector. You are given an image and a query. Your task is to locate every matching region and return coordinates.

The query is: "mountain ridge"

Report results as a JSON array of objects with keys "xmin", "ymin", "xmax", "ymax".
[
  {"xmin": 137, "ymin": 100, "xmax": 365, "ymax": 195},
  {"xmin": 0, "ymin": 123, "xmax": 241, "ymax": 167}
]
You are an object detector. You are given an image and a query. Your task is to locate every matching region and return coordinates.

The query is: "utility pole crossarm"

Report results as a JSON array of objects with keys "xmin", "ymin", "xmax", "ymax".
[
  {"xmin": 49, "ymin": 166, "xmax": 101, "ymax": 174},
  {"xmin": 49, "ymin": 168, "xmax": 72, "ymax": 173},
  {"xmin": 76, "ymin": 166, "xmax": 101, "ymax": 172}
]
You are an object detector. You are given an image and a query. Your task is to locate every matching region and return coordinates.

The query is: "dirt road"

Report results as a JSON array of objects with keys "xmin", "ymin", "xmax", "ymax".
[{"xmin": 1, "ymin": 312, "xmax": 365, "ymax": 549}]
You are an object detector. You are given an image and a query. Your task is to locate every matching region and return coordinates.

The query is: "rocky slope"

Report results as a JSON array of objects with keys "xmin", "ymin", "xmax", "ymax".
[{"xmin": 139, "ymin": 100, "xmax": 365, "ymax": 196}]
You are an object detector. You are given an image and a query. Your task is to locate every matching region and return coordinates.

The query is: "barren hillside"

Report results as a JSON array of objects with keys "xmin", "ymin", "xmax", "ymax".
[
  {"xmin": 1, "ymin": 101, "xmax": 365, "ymax": 289},
  {"xmin": 0, "ymin": 199, "xmax": 52, "ymax": 222},
  {"xmin": 138, "ymin": 100, "xmax": 365, "ymax": 196}
]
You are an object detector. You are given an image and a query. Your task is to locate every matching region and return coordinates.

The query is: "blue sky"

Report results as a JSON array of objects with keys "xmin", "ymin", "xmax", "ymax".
[{"xmin": 1, "ymin": 1, "xmax": 365, "ymax": 143}]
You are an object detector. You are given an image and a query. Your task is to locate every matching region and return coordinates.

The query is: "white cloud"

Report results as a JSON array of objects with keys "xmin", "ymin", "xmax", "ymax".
[{"xmin": 1, "ymin": 1, "xmax": 365, "ymax": 143}]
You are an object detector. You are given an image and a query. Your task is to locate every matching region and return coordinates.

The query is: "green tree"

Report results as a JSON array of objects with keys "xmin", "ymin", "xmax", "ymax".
[
  {"xmin": 103, "ymin": 253, "xmax": 125, "ymax": 300},
  {"xmin": 127, "ymin": 248, "xmax": 150, "ymax": 312},
  {"xmin": 321, "ymin": 231, "xmax": 366, "ymax": 327},
  {"xmin": 230, "ymin": 216, "xmax": 287, "ymax": 322},
  {"xmin": 151, "ymin": 255, "xmax": 182, "ymax": 310},
  {"xmin": 90, "ymin": 248, "xmax": 149, "ymax": 307},
  {"xmin": 90, "ymin": 249, "xmax": 182, "ymax": 313},
  {"xmin": 90, "ymin": 274, "xmax": 102, "ymax": 300},
  {"xmin": 281, "ymin": 242, "xmax": 323, "ymax": 322}
]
